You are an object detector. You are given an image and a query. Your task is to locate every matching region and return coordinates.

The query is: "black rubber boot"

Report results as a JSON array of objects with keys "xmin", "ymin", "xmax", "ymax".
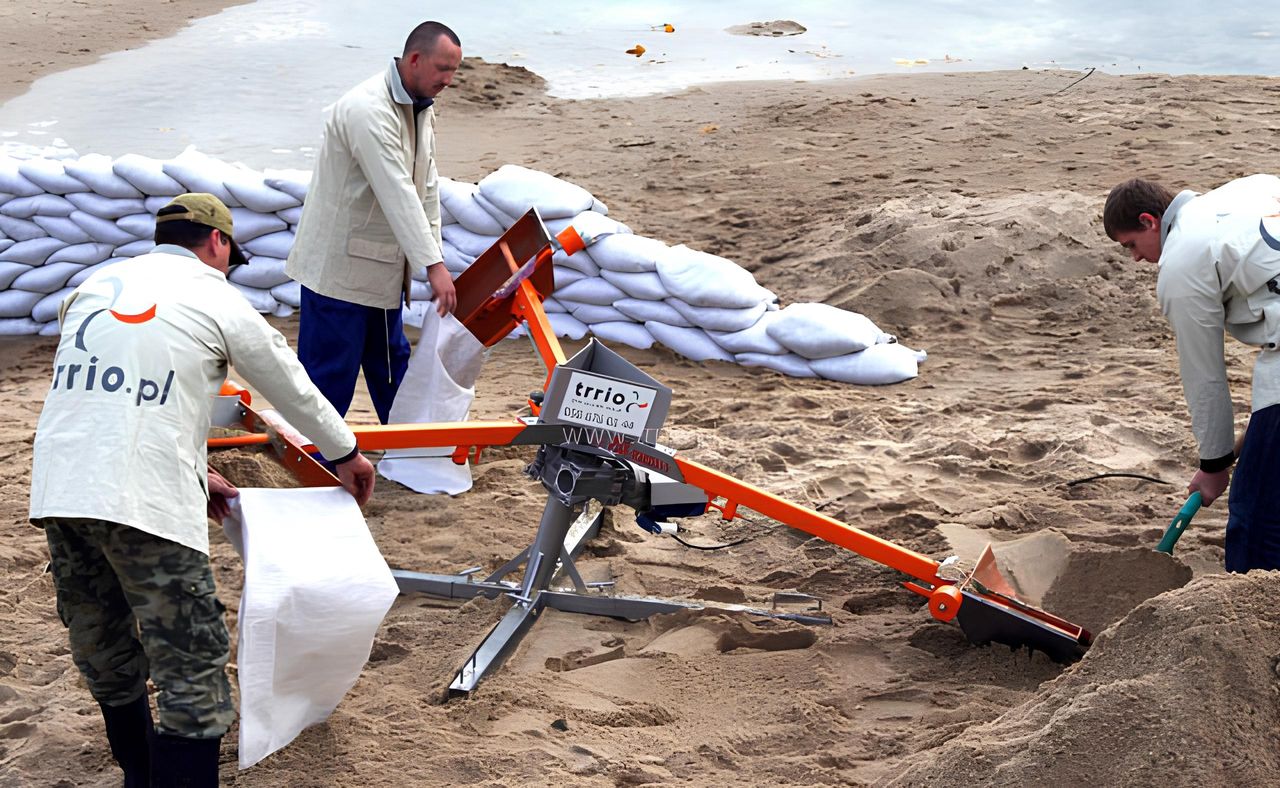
[
  {"xmin": 150, "ymin": 733, "xmax": 221, "ymax": 788},
  {"xmin": 98, "ymin": 694, "xmax": 153, "ymax": 787}
]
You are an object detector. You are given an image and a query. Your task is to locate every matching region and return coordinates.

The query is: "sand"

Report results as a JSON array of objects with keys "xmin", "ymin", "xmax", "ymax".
[{"xmin": 3, "ymin": 7, "xmax": 1280, "ymax": 787}]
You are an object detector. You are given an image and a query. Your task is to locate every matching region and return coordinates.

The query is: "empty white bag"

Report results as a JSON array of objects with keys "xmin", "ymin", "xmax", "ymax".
[{"xmin": 223, "ymin": 487, "xmax": 399, "ymax": 770}]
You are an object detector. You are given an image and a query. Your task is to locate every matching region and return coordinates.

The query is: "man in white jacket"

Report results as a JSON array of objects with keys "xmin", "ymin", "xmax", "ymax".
[
  {"xmin": 1104, "ymin": 174, "xmax": 1280, "ymax": 572},
  {"xmin": 287, "ymin": 21, "xmax": 461, "ymax": 424},
  {"xmin": 29, "ymin": 193, "xmax": 376, "ymax": 787}
]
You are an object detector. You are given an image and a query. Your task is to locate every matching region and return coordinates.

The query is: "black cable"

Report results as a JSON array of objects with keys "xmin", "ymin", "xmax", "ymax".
[
  {"xmin": 1051, "ymin": 67, "xmax": 1096, "ymax": 96},
  {"xmin": 669, "ymin": 532, "xmax": 753, "ymax": 551},
  {"xmin": 1064, "ymin": 472, "xmax": 1172, "ymax": 487}
]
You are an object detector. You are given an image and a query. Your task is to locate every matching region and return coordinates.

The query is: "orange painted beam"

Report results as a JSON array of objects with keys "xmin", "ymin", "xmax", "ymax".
[{"xmin": 349, "ymin": 420, "xmax": 528, "ymax": 451}]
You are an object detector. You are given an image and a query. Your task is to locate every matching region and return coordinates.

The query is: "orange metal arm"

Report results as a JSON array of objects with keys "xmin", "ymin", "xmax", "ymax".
[
  {"xmin": 349, "ymin": 420, "xmax": 529, "ymax": 452},
  {"xmin": 674, "ymin": 457, "xmax": 945, "ymax": 588}
]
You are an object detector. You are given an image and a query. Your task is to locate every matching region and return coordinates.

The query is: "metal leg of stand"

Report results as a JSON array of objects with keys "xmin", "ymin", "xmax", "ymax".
[
  {"xmin": 540, "ymin": 590, "xmax": 833, "ymax": 626},
  {"xmin": 450, "ymin": 591, "xmax": 548, "ymax": 694}
]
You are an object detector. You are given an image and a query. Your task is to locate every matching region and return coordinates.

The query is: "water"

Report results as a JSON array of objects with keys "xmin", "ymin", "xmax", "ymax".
[{"xmin": 0, "ymin": 1, "xmax": 1274, "ymax": 168}]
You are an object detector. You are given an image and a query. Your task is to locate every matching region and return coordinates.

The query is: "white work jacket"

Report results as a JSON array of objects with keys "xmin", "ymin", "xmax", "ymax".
[
  {"xmin": 1156, "ymin": 174, "xmax": 1280, "ymax": 465},
  {"xmin": 286, "ymin": 58, "xmax": 444, "ymax": 308},
  {"xmin": 29, "ymin": 247, "xmax": 357, "ymax": 554}
]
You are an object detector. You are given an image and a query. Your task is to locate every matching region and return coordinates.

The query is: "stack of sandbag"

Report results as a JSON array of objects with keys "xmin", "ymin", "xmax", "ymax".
[{"xmin": 1, "ymin": 155, "xmax": 925, "ymax": 385}]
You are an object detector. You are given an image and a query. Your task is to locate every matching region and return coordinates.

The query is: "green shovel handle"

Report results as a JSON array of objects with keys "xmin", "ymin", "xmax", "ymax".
[{"xmin": 1156, "ymin": 492, "xmax": 1203, "ymax": 554}]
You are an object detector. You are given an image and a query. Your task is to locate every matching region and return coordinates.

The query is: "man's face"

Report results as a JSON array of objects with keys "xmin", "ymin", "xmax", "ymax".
[
  {"xmin": 406, "ymin": 36, "xmax": 462, "ymax": 99},
  {"xmin": 1114, "ymin": 212, "xmax": 1163, "ymax": 263}
]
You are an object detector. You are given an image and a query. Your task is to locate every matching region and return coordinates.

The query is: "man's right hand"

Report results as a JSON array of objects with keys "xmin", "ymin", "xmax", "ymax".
[
  {"xmin": 427, "ymin": 262, "xmax": 456, "ymax": 317},
  {"xmin": 1188, "ymin": 467, "xmax": 1231, "ymax": 506},
  {"xmin": 336, "ymin": 452, "xmax": 376, "ymax": 506}
]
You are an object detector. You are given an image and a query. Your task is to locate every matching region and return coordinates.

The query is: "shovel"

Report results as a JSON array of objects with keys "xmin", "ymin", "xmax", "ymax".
[{"xmin": 1156, "ymin": 492, "xmax": 1202, "ymax": 554}]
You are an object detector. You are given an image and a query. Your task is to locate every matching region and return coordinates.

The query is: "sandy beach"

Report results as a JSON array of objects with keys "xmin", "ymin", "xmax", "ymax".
[{"xmin": 3, "ymin": 4, "xmax": 1280, "ymax": 786}]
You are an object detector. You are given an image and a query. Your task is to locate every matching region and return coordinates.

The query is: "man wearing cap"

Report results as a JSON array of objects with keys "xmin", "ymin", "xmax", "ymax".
[
  {"xmin": 29, "ymin": 193, "xmax": 377, "ymax": 786},
  {"xmin": 287, "ymin": 20, "xmax": 462, "ymax": 424}
]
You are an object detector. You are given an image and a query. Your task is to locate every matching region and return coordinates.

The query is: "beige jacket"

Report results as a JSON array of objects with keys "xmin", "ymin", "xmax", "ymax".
[
  {"xmin": 286, "ymin": 59, "xmax": 444, "ymax": 309},
  {"xmin": 29, "ymin": 247, "xmax": 357, "ymax": 554}
]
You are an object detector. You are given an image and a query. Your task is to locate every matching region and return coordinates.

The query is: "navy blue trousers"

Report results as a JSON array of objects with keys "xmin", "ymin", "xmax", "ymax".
[
  {"xmin": 1225, "ymin": 403, "xmax": 1280, "ymax": 572},
  {"xmin": 298, "ymin": 286, "xmax": 410, "ymax": 425}
]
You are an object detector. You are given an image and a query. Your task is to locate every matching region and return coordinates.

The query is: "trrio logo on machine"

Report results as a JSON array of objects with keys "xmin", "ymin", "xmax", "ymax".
[{"xmin": 554, "ymin": 371, "xmax": 657, "ymax": 439}]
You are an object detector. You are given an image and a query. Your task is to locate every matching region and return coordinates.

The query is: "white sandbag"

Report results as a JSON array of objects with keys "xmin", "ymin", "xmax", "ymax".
[
  {"xmin": 0, "ymin": 239, "xmax": 9, "ymax": 255},
  {"xmin": 410, "ymin": 264, "xmax": 428, "ymax": 283},
  {"xmin": 599, "ymin": 269, "xmax": 670, "ymax": 301},
  {"xmin": 550, "ymin": 210, "xmax": 631, "ymax": 244},
  {"xmin": 0, "ymin": 262, "xmax": 33, "ymax": 290},
  {"xmin": 379, "ymin": 310, "xmax": 485, "ymax": 495},
  {"xmin": 63, "ymin": 154, "xmax": 143, "ymax": 199},
  {"xmin": 0, "ymin": 289, "xmax": 45, "ymax": 318},
  {"xmin": 48, "ymin": 243, "xmax": 114, "ymax": 266},
  {"xmin": 224, "ymin": 172, "xmax": 301, "ymax": 213},
  {"xmin": 162, "ymin": 148, "xmax": 238, "ymax": 205},
  {"xmin": 478, "ymin": 164, "xmax": 594, "ymax": 220},
  {"xmin": 230, "ymin": 208, "xmax": 288, "ymax": 243},
  {"xmin": 644, "ymin": 321, "xmax": 735, "ymax": 363},
  {"xmin": 0, "ymin": 317, "xmax": 42, "ymax": 335},
  {"xmin": 552, "ymin": 266, "xmax": 587, "ymax": 288},
  {"xmin": 230, "ymin": 282, "xmax": 279, "ymax": 313},
  {"xmin": 0, "ymin": 194, "xmax": 76, "ymax": 219},
  {"xmin": 592, "ymin": 197, "xmax": 609, "ymax": 215},
  {"xmin": 263, "ymin": 170, "xmax": 311, "ymax": 203},
  {"xmin": 69, "ymin": 258, "xmax": 127, "ymax": 287},
  {"xmin": 555, "ymin": 245, "xmax": 600, "ymax": 276},
  {"xmin": 614, "ymin": 297, "xmax": 693, "ymax": 328},
  {"xmin": 765, "ymin": 303, "xmax": 889, "ymax": 360},
  {"xmin": 277, "ymin": 206, "xmax": 302, "ymax": 226},
  {"xmin": 589, "ymin": 321, "xmax": 655, "ymax": 350},
  {"xmin": 113, "ymin": 153, "xmax": 185, "ymax": 196},
  {"xmin": 68, "ymin": 211, "xmax": 138, "ymax": 246},
  {"xmin": 0, "ymin": 237, "xmax": 66, "ymax": 265},
  {"xmin": 65, "ymin": 193, "xmax": 147, "ymax": 220},
  {"xmin": 809, "ymin": 343, "xmax": 926, "ymax": 385},
  {"xmin": 0, "ymin": 215, "xmax": 48, "ymax": 242},
  {"xmin": 144, "ymin": 196, "xmax": 173, "ymax": 214},
  {"xmin": 585, "ymin": 233, "xmax": 666, "ymax": 273},
  {"xmin": 656, "ymin": 244, "xmax": 769, "ymax": 309},
  {"xmin": 34, "ymin": 215, "xmax": 94, "ymax": 245},
  {"xmin": 114, "ymin": 239, "xmax": 155, "ymax": 258},
  {"xmin": 472, "ymin": 191, "xmax": 519, "ymax": 228},
  {"xmin": 555, "ymin": 277, "xmax": 626, "ymax": 307},
  {"xmin": 230, "ymin": 257, "xmax": 291, "ymax": 289},
  {"xmin": 442, "ymin": 243, "xmax": 475, "ymax": 275},
  {"xmin": 242, "ymin": 230, "xmax": 296, "ymax": 260},
  {"xmin": 441, "ymin": 223, "xmax": 494, "ymax": 258},
  {"xmin": 272, "ymin": 302, "xmax": 294, "ymax": 318},
  {"xmin": 13, "ymin": 262, "xmax": 86, "ymax": 293},
  {"xmin": 548, "ymin": 312, "xmax": 589, "ymax": 340},
  {"xmin": 32, "ymin": 286, "xmax": 75, "ymax": 323},
  {"xmin": 542, "ymin": 296, "xmax": 566, "ymax": 313},
  {"xmin": 270, "ymin": 280, "xmax": 301, "ymax": 308},
  {"xmin": 707, "ymin": 311, "xmax": 788, "ymax": 355},
  {"xmin": 38, "ymin": 319, "xmax": 61, "ymax": 337},
  {"xmin": 438, "ymin": 200, "xmax": 454, "ymax": 226},
  {"xmin": 736, "ymin": 352, "xmax": 817, "ymax": 378},
  {"xmin": 0, "ymin": 160, "xmax": 43, "ymax": 198},
  {"xmin": 223, "ymin": 487, "xmax": 398, "ymax": 770},
  {"xmin": 409, "ymin": 278, "xmax": 433, "ymax": 302},
  {"xmin": 668, "ymin": 297, "xmax": 768, "ymax": 333},
  {"xmin": 18, "ymin": 159, "xmax": 89, "ymax": 194},
  {"xmin": 439, "ymin": 179, "xmax": 506, "ymax": 235},
  {"xmin": 116, "ymin": 213, "xmax": 156, "ymax": 239},
  {"xmin": 568, "ymin": 303, "xmax": 628, "ymax": 324}
]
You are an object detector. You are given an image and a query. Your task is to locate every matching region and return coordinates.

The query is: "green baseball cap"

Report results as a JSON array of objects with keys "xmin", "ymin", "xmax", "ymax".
[{"xmin": 156, "ymin": 193, "xmax": 249, "ymax": 269}]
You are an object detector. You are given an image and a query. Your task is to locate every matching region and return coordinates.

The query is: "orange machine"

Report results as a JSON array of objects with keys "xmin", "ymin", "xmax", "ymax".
[{"xmin": 212, "ymin": 210, "xmax": 1090, "ymax": 693}]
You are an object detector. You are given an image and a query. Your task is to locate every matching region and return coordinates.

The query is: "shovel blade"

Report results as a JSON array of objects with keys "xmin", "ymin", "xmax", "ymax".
[{"xmin": 956, "ymin": 590, "xmax": 1089, "ymax": 663}]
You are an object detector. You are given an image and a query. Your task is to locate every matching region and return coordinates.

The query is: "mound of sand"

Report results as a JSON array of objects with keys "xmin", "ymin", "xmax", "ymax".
[{"xmin": 886, "ymin": 571, "xmax": 1280, "ymax": 786}]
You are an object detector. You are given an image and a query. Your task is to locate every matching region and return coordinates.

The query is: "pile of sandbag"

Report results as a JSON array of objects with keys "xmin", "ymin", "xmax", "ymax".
[{"xmin": 0, "ymin": 153, "xmax": 925, "ymax": 385}]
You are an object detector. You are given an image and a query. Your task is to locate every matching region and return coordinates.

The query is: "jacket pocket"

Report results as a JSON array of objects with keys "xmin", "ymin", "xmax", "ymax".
[{"xmin": 340, "ymin": 234, "xmax": 403, "ymax": 297}]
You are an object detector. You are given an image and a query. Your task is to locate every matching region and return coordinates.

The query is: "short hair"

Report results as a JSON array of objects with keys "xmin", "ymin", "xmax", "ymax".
[
  {"xmin": 1103, "ymin": 178, "xmax": 1176, "ymax": 240},
  {"xmin": 403, "ymin": 21, "xmax": 460, "ymax": 57},
  {"xmin": 154, "ymin": 204, "xmax": 215, "ymax": 249}
]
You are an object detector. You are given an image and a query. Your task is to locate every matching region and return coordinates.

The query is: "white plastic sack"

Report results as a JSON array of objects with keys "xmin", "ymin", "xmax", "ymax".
[
  {"xmin": 667, "ymin": 297, "xmax": 767, "ymax": 333},
  {"xmin": 32, "ymin": 287, "xmax": 74, "ymax": 323},
  {"xmin": 242, "ymin": 230, "xmax": 296, "ymax": 260},
  {"xmin": 765, "ymin": 303, "xmax": 889, "ymax": 360},
  {"xmin": 808, "ymin": 343, "xmax": 927, "ymax": 385},
  {"xmin": 0, "ymin": 289, "xmax": 44, "ymax": 319},
  {"xmin": 736, "ymin": 352, "xmax": 817, "ymax": 378},
  {"xmin": 0, "ymin": 160, "xmax": 43, "ymax": 197},
  {"xmin": 271, "ymin": 280, "xmax": 302, "ymax": 308},
  {"xmin": 48, "ymin": 242, "xmax": 114, "ymax": 267},
  {"xmin": 441, "ymin": 223, "xmax": 494, "ymax": 258},
  {"xmin": 0, "ymin": 215, "xmax": 49, "ymax": 242},
  {"xmin": 590, "ymin": 321, "xmax": 655, "ymax": 350},
  {"xmin": 442, "ymin": 243, "xmax": 475, "ymax": 275},
  {"xmin": 114, "ymin": 239, "xmax": 155, "ymax": 258},
  {"xmin": 599, "ymin": 269, "xmax": 670, "ymax": 301},
  {"xmin": 230, "ymin": 257, "xmax": 291, "ymax": 289},
  {"xmin": 585, "ymin": 233, "xmax": 666, "ymax": 273},
  {"xmin": 644, "ymin": 321, "xmax": 735, "ymax": 362},
  {"xmin": 223, "ymin": 487, "xmax": 398, "ymax": 770},
  {"xmin": 439, "ymin": 179, "xmax": 506, "ymax": 236},
  {"xmin": 63, "ymin": 154, "xmax": 143, "ymax": 199},
  {"xmin": 478, "ymin": 164, "xmax": 594, "ymax": 220},
  {"xmin": 548, "ymin": 312, "xmax": 589, "ymax": 340},
  {"xmin": 113, "ymin": 154, "xmax": 185, "ymax": 196},
  {"xmin": 263, "ymin": 171, "xmax": 310, "ymax": 203},
  {"xmin": 18, "ymin": 159, "xmax": 89, "ymax": 194},
  {"xmin": 116, "ymin": 213, "xmax": 156, "ymax": 239},
  {"xmin": 224, "ymin": 172, "xmax": 301, "ymax": 213},
  {"xmin": 277, "ymin": 206, "xmax": 303, "ymax": 226},
  {"xmin": 0, "ymin": 237, "xmax": 66, "ymax": 265},
  {"xmin": 0, "ymin": 194, "xmax": 75, "ymax": 219},
  {"xmin": 0, "ymin": 262, "xmax": 32, "ymax": 290},
  {"xmin": 38, "ymin": 319, "xmax": 60, "ymax": 337},
  {"xmin": 69, "ymin": 258, "xmax": 126, "ymax": 287},
  {"xmin": 379, "ymin": 310, "xmax": 485, "ymax": 495},
  {"xmin": 707, "ymin": 312, "xmax": 788, "ymax": 355},
  {"xmin": 613, "ymin": 297, "xmax": 693, "ymax": 328},
  {"xmin": 69, "ymin": 211, "xmax": 138, "ymax": 246},
  {"xmin": 568, "ymin": 303, "xmax": 629, "ymax": 324},
  {"xmin": 555, "ymin": 245, "xmax": 600, "ymax": 276},
  {"xmin": 65, "ymin": 193, "xmax": 146, "ymax": 220},
  {"xmin": 0, "ymin": 317, "xmax": 42, "ymax": 335},
  {"xmin": 655, "ymin": 245, "xmax": 771, "ymax": 309},
  {"xmin": 144, "ymin": 196, "xmax": 174, "ymax": 215},
  {"xmin": 230, "ymin": 208, "xmax": 288, "ymax": 243},
  {"xmin": 556, "ymin": 277, "xmax": 626, "ymax": 307},
  {"xmin": 34, "ymin": 215, "xmax": 94, "ymax": 245},
  {"xmin": 551, "ymin": 266, "xmax": 586, "ymax": 289},
  {"xmin": 472, "ymin": 191, "xmax": 519, "ymax": 228},
  {"xmin": 12, "ymin": 262, "xmax": 84, "ymax": 294},
  {"xmin": 548, "ymin": 210, "xmax": 630, "ymax": 245},
  {"xmin": 162, "ymin": 148, "xmax": 238, "ymax": 205},
  {"xmin": 230, "ymin": 282, "xmax": 279, "ymax": 313}
]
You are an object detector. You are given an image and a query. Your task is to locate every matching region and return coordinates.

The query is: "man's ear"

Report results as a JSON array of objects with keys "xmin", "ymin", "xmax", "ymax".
[{"xmin": 1139, "ymin": 212, "xmax": 1160, "ymax": 230}]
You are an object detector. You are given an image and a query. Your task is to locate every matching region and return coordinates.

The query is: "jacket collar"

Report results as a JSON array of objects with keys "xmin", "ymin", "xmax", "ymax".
[
  {"xmin": 387, "ymin": 58, "xmax": 434, "ymax": 112},
  {"xmin": 1161, "ymin": 190, "xmax": 1198, "ymax": 247}
]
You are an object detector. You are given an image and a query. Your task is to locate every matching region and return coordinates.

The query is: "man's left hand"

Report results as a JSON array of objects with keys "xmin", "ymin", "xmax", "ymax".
[
  {"xmin": 207, "ymin": 467, "xmax": 240, "ymax": 522},
  {"xmin": 427, "ymin": 262, "xmax": 456, "ymax": 317},
  {"xmin": 1189, "ymin": 467, "xmax": 1231, "ymax": 506}
]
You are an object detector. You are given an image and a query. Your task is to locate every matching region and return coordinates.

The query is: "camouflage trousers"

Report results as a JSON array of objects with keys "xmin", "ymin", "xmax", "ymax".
[{"xmin": 40, "ymin": 517, "xmax": 235, "ymax": 738}]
